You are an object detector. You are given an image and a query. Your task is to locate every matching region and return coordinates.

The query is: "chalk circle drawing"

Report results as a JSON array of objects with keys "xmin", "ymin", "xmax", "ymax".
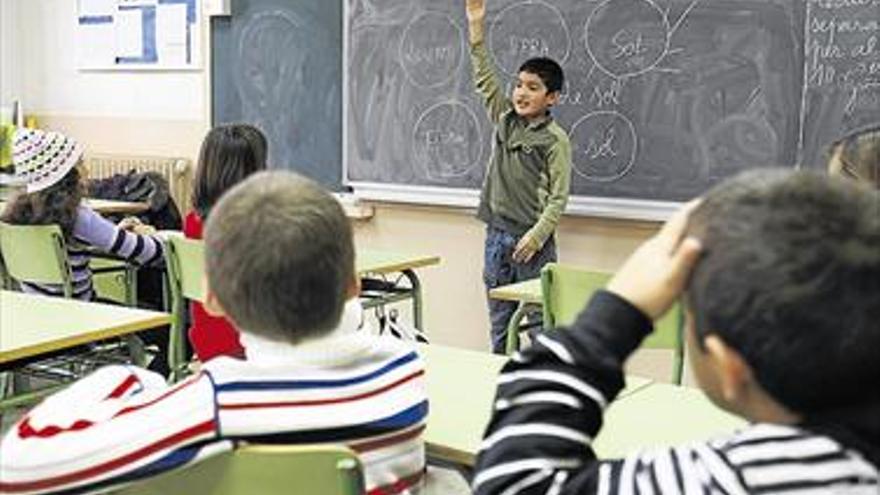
[
  {"xmin": 585, "ymin": 0, "xmax": 670, "ymax": 78},
  {"xmin": 234, "ymin": 11, "xmax": 306, "ymax": 114},
  {"xmin": 704, "ymin": 116, "xmax": 778, "ymax": 178},
  {"xmin": 569, "ymin": 111, "xmax": 638, "ymax": 182},
  {"xmin": 488, "ymin": 0, "xmax": 571, "ymax": 76},
  {"xmin": 412, "ymin": 101, "xmax": 483, "ymax": 180},
  {"xmin": 399, "ymin": 12, "xmax": 464, "ymax": 88}
]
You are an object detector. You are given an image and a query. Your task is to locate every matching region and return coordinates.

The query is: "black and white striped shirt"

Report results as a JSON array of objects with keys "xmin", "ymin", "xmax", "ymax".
[
  {"xmin": 22, "ymin": 206, "xmax": 163, "ymax": 300},
  {"xmin": 473, "ymin": 291, "xmax": 879, "ymax": 494}
]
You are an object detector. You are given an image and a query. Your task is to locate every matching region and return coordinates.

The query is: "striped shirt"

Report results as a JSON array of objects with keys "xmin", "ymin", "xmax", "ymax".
[
  {"xmin": 21, "ymin": 206, "xmax": 164, "ymax": 300},
  {"xmin": 473, "ymin": 291, "xmax": 879, "ymax": 495},
  {"xmin": 0, "ymin": 300, "xmax": 428, "ymax": 494}
]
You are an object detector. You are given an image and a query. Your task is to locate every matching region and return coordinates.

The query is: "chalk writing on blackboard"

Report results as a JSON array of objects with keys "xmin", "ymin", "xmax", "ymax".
[
  {"xmin": 570, "ymin": 110, "xmax": 638, "ymax": 182},
  {"xmin": 585, "ymin": 0, "xmax": 671, "ymax": 78},
  {"xmin": 800, "ymin": 0, "xmax": 880, "ymax": 167},
  {"xmin": 412, "ymin": 101, "xmax": 485, "ymax": 180},
  {"xmin": 488, "ymin": 0, "xmax": 572, "ymax": 75},
  {"xmin": 400, "ymin": 12, "xmax": 465, "ymax": 89}
]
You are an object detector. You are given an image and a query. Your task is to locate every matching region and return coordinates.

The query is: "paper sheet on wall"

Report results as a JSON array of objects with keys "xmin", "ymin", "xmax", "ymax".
[
  {"xmin": 79, "ymin": 0, "xmax": 114, "ymax": 17},
  {"xmin": 78, "ymin": 21, "xmax": 116, "ymax": 67},
  {"xmin": 77, "ymin": 0, "xmax": 115, "ymax": 67},
  {"xmin": 76, "ymin": 0, "xmax": 200, "ymax": 69},
  {"xmin": 114, "ymin": 8, "xmax": 145, "ymax": 59},
  {"xmin": 156, "ymin": 4, "xmax": 188, "ymax": 66}
]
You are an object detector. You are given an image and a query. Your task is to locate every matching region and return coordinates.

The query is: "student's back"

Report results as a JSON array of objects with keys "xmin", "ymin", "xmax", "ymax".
[
  {"xmin": 0, "ymin": 171, "xmax": 428, "ymax": 494},
  {"xmin": 185, "ymin": 123, "xmax": 268, "ymax": 362},
  {"xmin": 472, "ymin": 170, "xmax": 879, "ymax": 494}
]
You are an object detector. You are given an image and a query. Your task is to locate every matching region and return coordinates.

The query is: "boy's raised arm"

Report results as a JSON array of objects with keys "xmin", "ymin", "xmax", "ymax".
[{"xmin": 466, "ymin": 0, "xmax": 510, "ymax": 123}]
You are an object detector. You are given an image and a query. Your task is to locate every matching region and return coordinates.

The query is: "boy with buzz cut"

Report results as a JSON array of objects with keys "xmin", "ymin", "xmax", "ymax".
[
  {"xmin": 0, "ymin": 171, "xmax": 428, "ymax": 495},
  {"xmin": 466, "ymin": 0, "xmax": 572, "ymax": 354},
  {"xmin": 473, "ymin": 169, "xmax": 880, "ymax": 494}
]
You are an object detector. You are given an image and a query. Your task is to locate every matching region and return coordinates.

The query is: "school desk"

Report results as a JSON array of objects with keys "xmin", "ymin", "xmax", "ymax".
[
  {"xmin": 0, "ymin": 290, "xmax": 171, "ymax": 408},
  {"xmin": 419, "ymin": 343, "xmax": 653, "ymax": 467},
  {"xmin": 488, "ymin": 277, "xmax": 543, "ymax": 354},
  {"xmin": 356, "ymin": 250, "xmax": 440, "ymax": 331},
  {"xmin": 593, "ymin": 382, "xmax": 747, "ymax": 457},
  {"xmin": 0, "ymin": 198, "xmax": 149, "ymax": 215}
]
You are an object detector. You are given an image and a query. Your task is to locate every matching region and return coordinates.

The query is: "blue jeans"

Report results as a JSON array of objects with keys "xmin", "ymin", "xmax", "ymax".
[{"xmin": 483, "ymin": 226, "xmax": 557, "ymax": 354}]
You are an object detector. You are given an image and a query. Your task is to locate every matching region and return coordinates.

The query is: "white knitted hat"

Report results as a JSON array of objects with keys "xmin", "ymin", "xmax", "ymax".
[{"xmin": 13, "ymin": 128, "xmax": 84, "ymax": 193}]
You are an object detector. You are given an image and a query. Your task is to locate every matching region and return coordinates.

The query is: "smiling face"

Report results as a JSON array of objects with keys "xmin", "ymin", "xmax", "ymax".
[{"xmin": 512, "ymin": 70, "xmax": 559, "ymax": 121}]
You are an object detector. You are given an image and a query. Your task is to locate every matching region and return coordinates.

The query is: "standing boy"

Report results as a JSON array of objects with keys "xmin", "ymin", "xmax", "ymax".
[
  {"xmin": 466, "ymin": 0, "xmax": 573, "ymax": 354},
  {"xmin": 472, "ymin": 170, "xmax": 879, "ymax": 493},
  {"xmin": 0, "ymin": 172, "xmax": 428, "ymax": 494}
]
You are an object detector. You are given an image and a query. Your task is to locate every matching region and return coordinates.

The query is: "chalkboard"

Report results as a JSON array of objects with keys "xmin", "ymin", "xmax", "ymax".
[
  {"xmin": 212, "ymin": 0, "xmax": 342, "ymax": 189},
  {"xmin": 344, "ymin": 0, "xmax": 879, "ymax": 217},
  {"xmin": 801, "ymin": 0, "xmax": 880, "ymax": 169}
]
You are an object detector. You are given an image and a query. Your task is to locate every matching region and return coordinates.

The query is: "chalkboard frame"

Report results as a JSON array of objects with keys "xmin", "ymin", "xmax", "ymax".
[{"xmin": 348, "ymin": 181, "xmax": 680, "ymax": 220}]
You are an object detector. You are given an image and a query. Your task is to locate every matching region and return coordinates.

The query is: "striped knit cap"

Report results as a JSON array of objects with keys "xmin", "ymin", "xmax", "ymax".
[{"xmin": 13, "ymin": 127, "xmax": 84, "ymax": 193}]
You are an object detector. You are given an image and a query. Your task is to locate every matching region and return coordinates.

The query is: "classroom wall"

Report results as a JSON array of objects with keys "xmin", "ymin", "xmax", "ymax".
[
  {"xmin": 15, "ymin": 0, "xmax": 208, "ymax": 158},
  {"xmin": 12, "ymin": 1, "xmax": 675, "ymax": 379},
  {"xmin": 0, "ymin": 0, "xmax": 21, "ymax": 107}
]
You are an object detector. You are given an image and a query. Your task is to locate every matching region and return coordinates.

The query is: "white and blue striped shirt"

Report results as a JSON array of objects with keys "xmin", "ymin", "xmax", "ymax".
[{"xmin": 0, "ymin": 301, "xmax": 428, "ymax": 494}]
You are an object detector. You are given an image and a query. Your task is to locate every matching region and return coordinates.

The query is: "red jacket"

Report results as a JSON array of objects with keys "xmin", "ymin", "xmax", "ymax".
[{"xmin": 183, "ymin": 211, "xmax": 246, "ymax": 361}]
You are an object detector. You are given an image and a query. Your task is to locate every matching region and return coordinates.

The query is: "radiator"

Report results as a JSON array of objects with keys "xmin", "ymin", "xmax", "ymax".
[{"xmin": 85, "ymin": 154, "xmax": 193, "ymax": 214}]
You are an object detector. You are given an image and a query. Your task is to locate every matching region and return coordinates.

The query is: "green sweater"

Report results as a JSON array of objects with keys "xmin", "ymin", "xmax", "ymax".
[{"xmin": 471, "ymin": 41, "xmax": 572, "ymax": 247}]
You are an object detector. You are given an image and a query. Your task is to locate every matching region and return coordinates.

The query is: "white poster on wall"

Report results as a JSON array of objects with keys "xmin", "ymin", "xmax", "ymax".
[{"xmin": 76, "ymin": 0, "xmax": 201, "ymax": 70}]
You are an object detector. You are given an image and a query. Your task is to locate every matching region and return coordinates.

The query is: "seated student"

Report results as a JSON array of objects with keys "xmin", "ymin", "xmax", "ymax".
[
  {"xmin": 827, "ymin": 124, "xmax": 879, "ymax": 189},
  {"xmin": 1, "ymin": 127, "xmax": 168, "ymax": 374},
  {"xmin": 0, "ymin": 171, "xmax": 428, "ymax": 494},
  {"xmin": 185, "ymin": 123, "xmax": 268, "ymax": 362},
  {"xmin": 472, "ymin": 169, "xmax": 879, "ymax": 493},
  {"xmin": 1, "ymin": 128, "xmax": 164, "ymax": 299}
]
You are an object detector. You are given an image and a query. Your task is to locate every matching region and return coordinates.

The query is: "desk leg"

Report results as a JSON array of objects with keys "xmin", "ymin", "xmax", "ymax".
[{"xmin": 402, "ymin": 269, "xmax": 423, "ymax": 331}]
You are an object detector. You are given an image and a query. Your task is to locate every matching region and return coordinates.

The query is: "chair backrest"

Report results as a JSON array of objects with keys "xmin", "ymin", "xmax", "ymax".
[
  {"xmin": 117, "ymin": 444, "xmax": 365, "ymax": 495},
  {"xmin": 541, "ymin": 262, "xmax": 684, "ymax": 382},
  {"xmin": 166, "ymin": 235, "xmax": 206, "ymax": 303},
  {"xmin": 163, "ymin": 235, "xmax": 206, "ymax": 381},
  {"xmin": 0, "ymin": 221, "xmax": 73, "ymax": 297}
]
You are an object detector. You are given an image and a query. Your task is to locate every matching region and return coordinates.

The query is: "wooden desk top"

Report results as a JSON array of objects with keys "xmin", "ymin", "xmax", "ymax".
[
  {"xmin": 0, "ymin": 291, "xmax": 171, "ymax": 364},
  {"xmin": 420, "ymin": 343, "xmax": 652, "ymax": 466},
  {"xmin": 356, "ymin": 249, "xmax": 440, "ymax": 275},
  {"xmin": 84, "ymin": 198, "xmax": 150, "ymax": 214},
  {"xmin": 593, "ymin": 383, "xmax": 747, "ymax": 457},
  {"xmin": 488, "ymin": 277, "xmax": 543, "ymax": 304}
]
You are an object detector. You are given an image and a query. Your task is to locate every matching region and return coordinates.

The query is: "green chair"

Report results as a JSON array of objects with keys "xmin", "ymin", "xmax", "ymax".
[
  {"xmin": 116, "ymin": 444, "xmax": 364, "ymax": 495},
  {"xmin": 0, "ymin": 221, "xmax": 138, "ymax": 304},
  {"xmin": 541, "ymin": 262, "xmax": 685, "ymax": 384},
  {"xmin": 163, "ymin": 235, "xmax": 206, "ymax": 382},
  {"xmin": 0, "ymin": 222, "xmax": 147, "ymax": 408},
  {"xmin": 0, "ymin": 222, "xmax": 74, "ymax": 297}
]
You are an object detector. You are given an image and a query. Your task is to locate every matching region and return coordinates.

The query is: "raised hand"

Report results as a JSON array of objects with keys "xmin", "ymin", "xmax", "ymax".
[
  {"xmin": 465, "ymin": 0, "xmax": 486, "ymax": 21},
  {"xmin": 465, "ymin": 0, "xmax": 486, "ymax": 44}
]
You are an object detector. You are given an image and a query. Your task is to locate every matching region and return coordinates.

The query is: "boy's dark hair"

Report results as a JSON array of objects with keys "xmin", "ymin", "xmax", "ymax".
[
  {"xmin": 826, "ymin": 124, "xmax": 879, "ymax": 190},
  {"xmin": 1, "ymin": 165, "xmax": 83, "ymax": 240},
  {"xmin": 686, "ymin": 169, "xmax": 880, "ymax": 414},
  {"xmin": 518, "ymin": 57, "xmax": 564, "ymax": 94},
  {"xmin": 192, "ymin": 124, "xmax": 268, "ymax": 220},
  {"xmin": 204, "ymin": 171, "xmax": 355, "ymax": 343}
]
